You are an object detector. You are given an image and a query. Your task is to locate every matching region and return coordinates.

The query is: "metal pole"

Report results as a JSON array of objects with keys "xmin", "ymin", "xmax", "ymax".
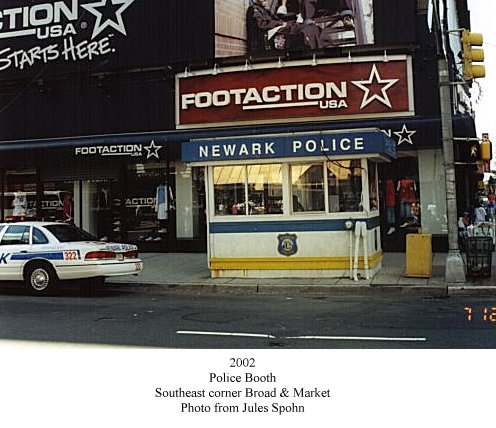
[{"xmin": 438, "ymin": 56, "xmax": 466, "ymax": 283}]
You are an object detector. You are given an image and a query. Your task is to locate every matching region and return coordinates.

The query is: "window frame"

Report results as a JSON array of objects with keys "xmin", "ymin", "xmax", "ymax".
[
  {"xmin": 32, "ymin": 227, "xmax": 49, "ymax": 245},
  {"xmin": 0, "ymin": 225, "xmax": 31, "ymax": 245},
  {"xmin": 324, "ymin": 158, "xmax": 368, "ymax": 214},
  {"xmin": 211, "ymin": 163, "xmax": 285, "ymax": 217},
  {"xmin": 209, "ymin": 158, "xmax": 375, "ymax": 218},
  {"xmin": 290, "ymin": 162, "xmax": 326, "ymax": 214}
]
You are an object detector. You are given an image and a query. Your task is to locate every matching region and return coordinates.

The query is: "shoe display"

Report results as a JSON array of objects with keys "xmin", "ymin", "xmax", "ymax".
[
  {"xmin": 158, "ymin": 228, "xmax": 167, "ymax": 233},
  {"xmin": 296, "ymin": 13, "xmax": 303, "ymax": 23},
  {"xmin": 276, "ymin": 5, "xmax": 287, "ymax": 14},
  {"xmin": 386, "ymin": 227, "xmax": 396, "ymax": 235},
  {"xmin": 399, "ymin": 222, "xmax": 409, "ymax": 228}
]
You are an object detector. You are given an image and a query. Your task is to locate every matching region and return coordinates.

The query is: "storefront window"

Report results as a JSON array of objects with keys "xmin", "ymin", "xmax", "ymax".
[
  {"xmin": 326, "ymin": 160, "xmax": 363, "ymax": 212},
  {"xmin": 381, "ymin": 157, "xmax": 421, "ymax": 242},
  {"xmin": 213, "ymin": 165, "xmax": 246, "ymax": 215},
  {"xmin": 42, "ymin": 181, "xmax": 74, "ymax": 222},
  {"xmin": 418, "ymin": 149, "xmax": 446, "ymax": 234},
  {"xmin": 124, "ymin": 163, "xmax": 172, "ymax": 242},
  {"xmin": 2, "ymin": 168, "xmax": 37, "ymax": 222},
  {"xmin": 247, "ymin": 164, "xmax": 283, "ymax": 215},
  {"xmin": 397, "ymin": 172, "xmax": 420, "ymax": 228},
  {"xmin": 291, "ymin": 163, "xmax": 325, "ymax": 212}
]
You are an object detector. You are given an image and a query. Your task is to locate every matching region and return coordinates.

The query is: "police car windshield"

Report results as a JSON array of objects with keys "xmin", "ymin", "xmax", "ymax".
[{"xmin": 44, "ymin": 224, "xmax": 96, "ymax": 242}]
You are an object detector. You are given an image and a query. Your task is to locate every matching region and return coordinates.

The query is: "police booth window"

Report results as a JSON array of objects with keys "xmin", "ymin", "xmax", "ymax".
[
  {"xmin": 247, "ymin": 164, "xmax": 283, "ymax": 215},
  {"xmin": 291, "ymin": 163, "xmax": 325, "ymax": 212},
  {"xmin": 326, "ymin": 159, "xmax": 363, "ymax": 212},
  {"xmin": 213, "ymin": 166, "xmax": 246, "ymax": 215},
  {"xmin": 213, "ymin": 164, "xmax": 283, "ymax": 215}
]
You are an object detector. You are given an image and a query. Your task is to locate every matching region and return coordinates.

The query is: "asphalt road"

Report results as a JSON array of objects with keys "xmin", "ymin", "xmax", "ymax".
[{"xmin": 1, "ymin": 282, "xmax": 496, "ymax": 349}]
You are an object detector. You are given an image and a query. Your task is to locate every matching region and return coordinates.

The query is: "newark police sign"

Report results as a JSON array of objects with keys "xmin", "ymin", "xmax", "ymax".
[{"xmin": 182, "ymin": 130, "xmax": 396, "ymax": 163}]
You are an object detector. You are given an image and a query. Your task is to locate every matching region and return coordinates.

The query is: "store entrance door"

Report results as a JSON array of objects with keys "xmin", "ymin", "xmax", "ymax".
[
  {"xmin": 75, "ymin": 180, "xmax": 119, "ymax": 240},
  {"xmin": 124, "ymin": 162, "xmax": 177, "ymax": 251}
]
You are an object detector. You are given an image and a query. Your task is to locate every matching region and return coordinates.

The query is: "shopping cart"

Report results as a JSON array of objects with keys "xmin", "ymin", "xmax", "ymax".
[{"xmin": 465, "ymin": 236, "xmax": 493, "ymax": 278}]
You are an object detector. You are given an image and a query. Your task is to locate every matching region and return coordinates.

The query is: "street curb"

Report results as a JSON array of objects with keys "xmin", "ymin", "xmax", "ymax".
[
  {"xmin": 102, "ymin": 281, "xmax": 471, "ymax": 298},
  {"xmin": 447, "ymin": 285, "xmax": 496, "ymax": 296}
]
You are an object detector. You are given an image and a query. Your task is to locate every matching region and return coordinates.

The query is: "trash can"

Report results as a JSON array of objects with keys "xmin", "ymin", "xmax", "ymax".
[
  {"xmin": 405, "ymin": 233, "xmax": 432, "ymax": 277},
  {"xmin": 466, "ymin": 236, "xmax": 493, "ymax": 278}
]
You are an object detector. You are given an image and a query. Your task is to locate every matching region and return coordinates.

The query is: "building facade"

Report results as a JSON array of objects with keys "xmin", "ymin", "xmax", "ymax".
[{"xmin": 0, "ymin": 1, "xmax": 479, "ymax": 272}]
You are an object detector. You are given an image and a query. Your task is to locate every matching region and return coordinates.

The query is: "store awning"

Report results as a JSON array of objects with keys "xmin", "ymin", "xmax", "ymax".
[
  {"xmin": 182, "ymin": 129, "xmax": 396, "ymax": 163},
  {"xmin": 0, "ymin": 114, "xmax": 475, "ymax": 154}
]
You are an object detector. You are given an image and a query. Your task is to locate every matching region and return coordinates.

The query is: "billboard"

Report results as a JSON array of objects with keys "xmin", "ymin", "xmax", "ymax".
[
  {"xmin": 176, "ymin": 56, "xmax": 414, "ymax": 129},
  {"xmin": 215, "ymin": 0, "xmax": 374, "ymax": 58},
  {"xmin": 0, "ymin": 0, "xmax": 214, "ymax": 81}
]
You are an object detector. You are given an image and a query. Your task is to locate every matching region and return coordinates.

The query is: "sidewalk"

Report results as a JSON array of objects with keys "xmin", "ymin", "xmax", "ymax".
[{"xmin": 107, "ymin": 252, "xmax": 496, "ymax": 296}]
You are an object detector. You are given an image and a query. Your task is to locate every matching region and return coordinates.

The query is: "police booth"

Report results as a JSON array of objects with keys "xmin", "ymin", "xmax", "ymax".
[{"xmin": 182, "ymin": 129, "xmax": 396, "ymax": 279}]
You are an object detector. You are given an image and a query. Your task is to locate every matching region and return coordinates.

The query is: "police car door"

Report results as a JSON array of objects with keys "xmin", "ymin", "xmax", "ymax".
[{"xmin": 0, "ymin": 224, "xmax": 31, "ymax": 281}]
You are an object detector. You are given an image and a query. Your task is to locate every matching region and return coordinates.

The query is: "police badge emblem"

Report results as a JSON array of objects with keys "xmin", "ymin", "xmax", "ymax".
[{"xmin": 277, "ymin": 233, "xmax": 298, "ymax": 256}]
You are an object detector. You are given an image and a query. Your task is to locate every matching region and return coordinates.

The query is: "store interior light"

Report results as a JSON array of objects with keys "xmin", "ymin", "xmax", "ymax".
[
  {"xmin": 212, "ymin": 63, "xmax": 220, "ymax": 75},
  {"xmin": 277, "ymin": 57, "xmax": 284, "ymax": 68},
  {"xmin": 347, "ymin": 51, "xmax": 352, "ymax": 62},
  {"xmin": 311, "ymin": 54, "xmax": 317, "ymax": 67},
  {"xmin": 244, "ymin": 59, "xmax": 251, "ymax": 71},
  {"xmin": 183, "ymin": 66, "xmax": 190, "ymax": 78},
  {"xmin": 383, "ymin": 50, "xmax": 389, "ymax": 62}
]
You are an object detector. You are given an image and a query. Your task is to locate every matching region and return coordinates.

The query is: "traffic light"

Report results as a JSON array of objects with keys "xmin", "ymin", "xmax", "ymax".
[{"xmin": 461, "ymin": 30, "xmax": 485, "ymax": 80}]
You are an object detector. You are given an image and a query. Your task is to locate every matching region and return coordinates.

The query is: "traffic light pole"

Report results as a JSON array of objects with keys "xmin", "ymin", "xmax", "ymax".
[{"xmin": 438, "ymin": 56, "xmax": 466, "ymax": 283}]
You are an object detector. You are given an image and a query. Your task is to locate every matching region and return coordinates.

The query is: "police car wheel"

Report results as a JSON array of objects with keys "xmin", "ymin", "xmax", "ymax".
[{"xmin": 24, "ymin": 262, "xmax": 58, "ymax": 293}]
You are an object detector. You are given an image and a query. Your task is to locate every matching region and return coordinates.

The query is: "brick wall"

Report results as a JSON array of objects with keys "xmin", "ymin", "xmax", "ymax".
[{"xmin": 215, "ymin": 0, "xmax": 252, "ymax": 57}]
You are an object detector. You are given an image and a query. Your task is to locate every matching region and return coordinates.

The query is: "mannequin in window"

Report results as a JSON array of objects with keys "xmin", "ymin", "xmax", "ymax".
[
  {"xmin": 12, "ymin": 187, "xmax": 28, "ymax": 217},
  {"xmin": 385, "ymin": 178, "xmax": 396, "ymax": 235},
  {"xmin": 156, "ymin": 184, "xmax": 169, "ymax": 235},
  {"xmin": 62, "ymin": 193, "xmax": 73, "ymax": 222},
  {"xmin": 397, "ymin": 177, "xmax": 417, "ymax": 227}
]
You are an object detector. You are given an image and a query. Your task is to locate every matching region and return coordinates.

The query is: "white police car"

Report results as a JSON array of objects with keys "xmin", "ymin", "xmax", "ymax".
[{"xmin": 0, "ymin": 222, "xmax": 143, "ymax": 294}]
